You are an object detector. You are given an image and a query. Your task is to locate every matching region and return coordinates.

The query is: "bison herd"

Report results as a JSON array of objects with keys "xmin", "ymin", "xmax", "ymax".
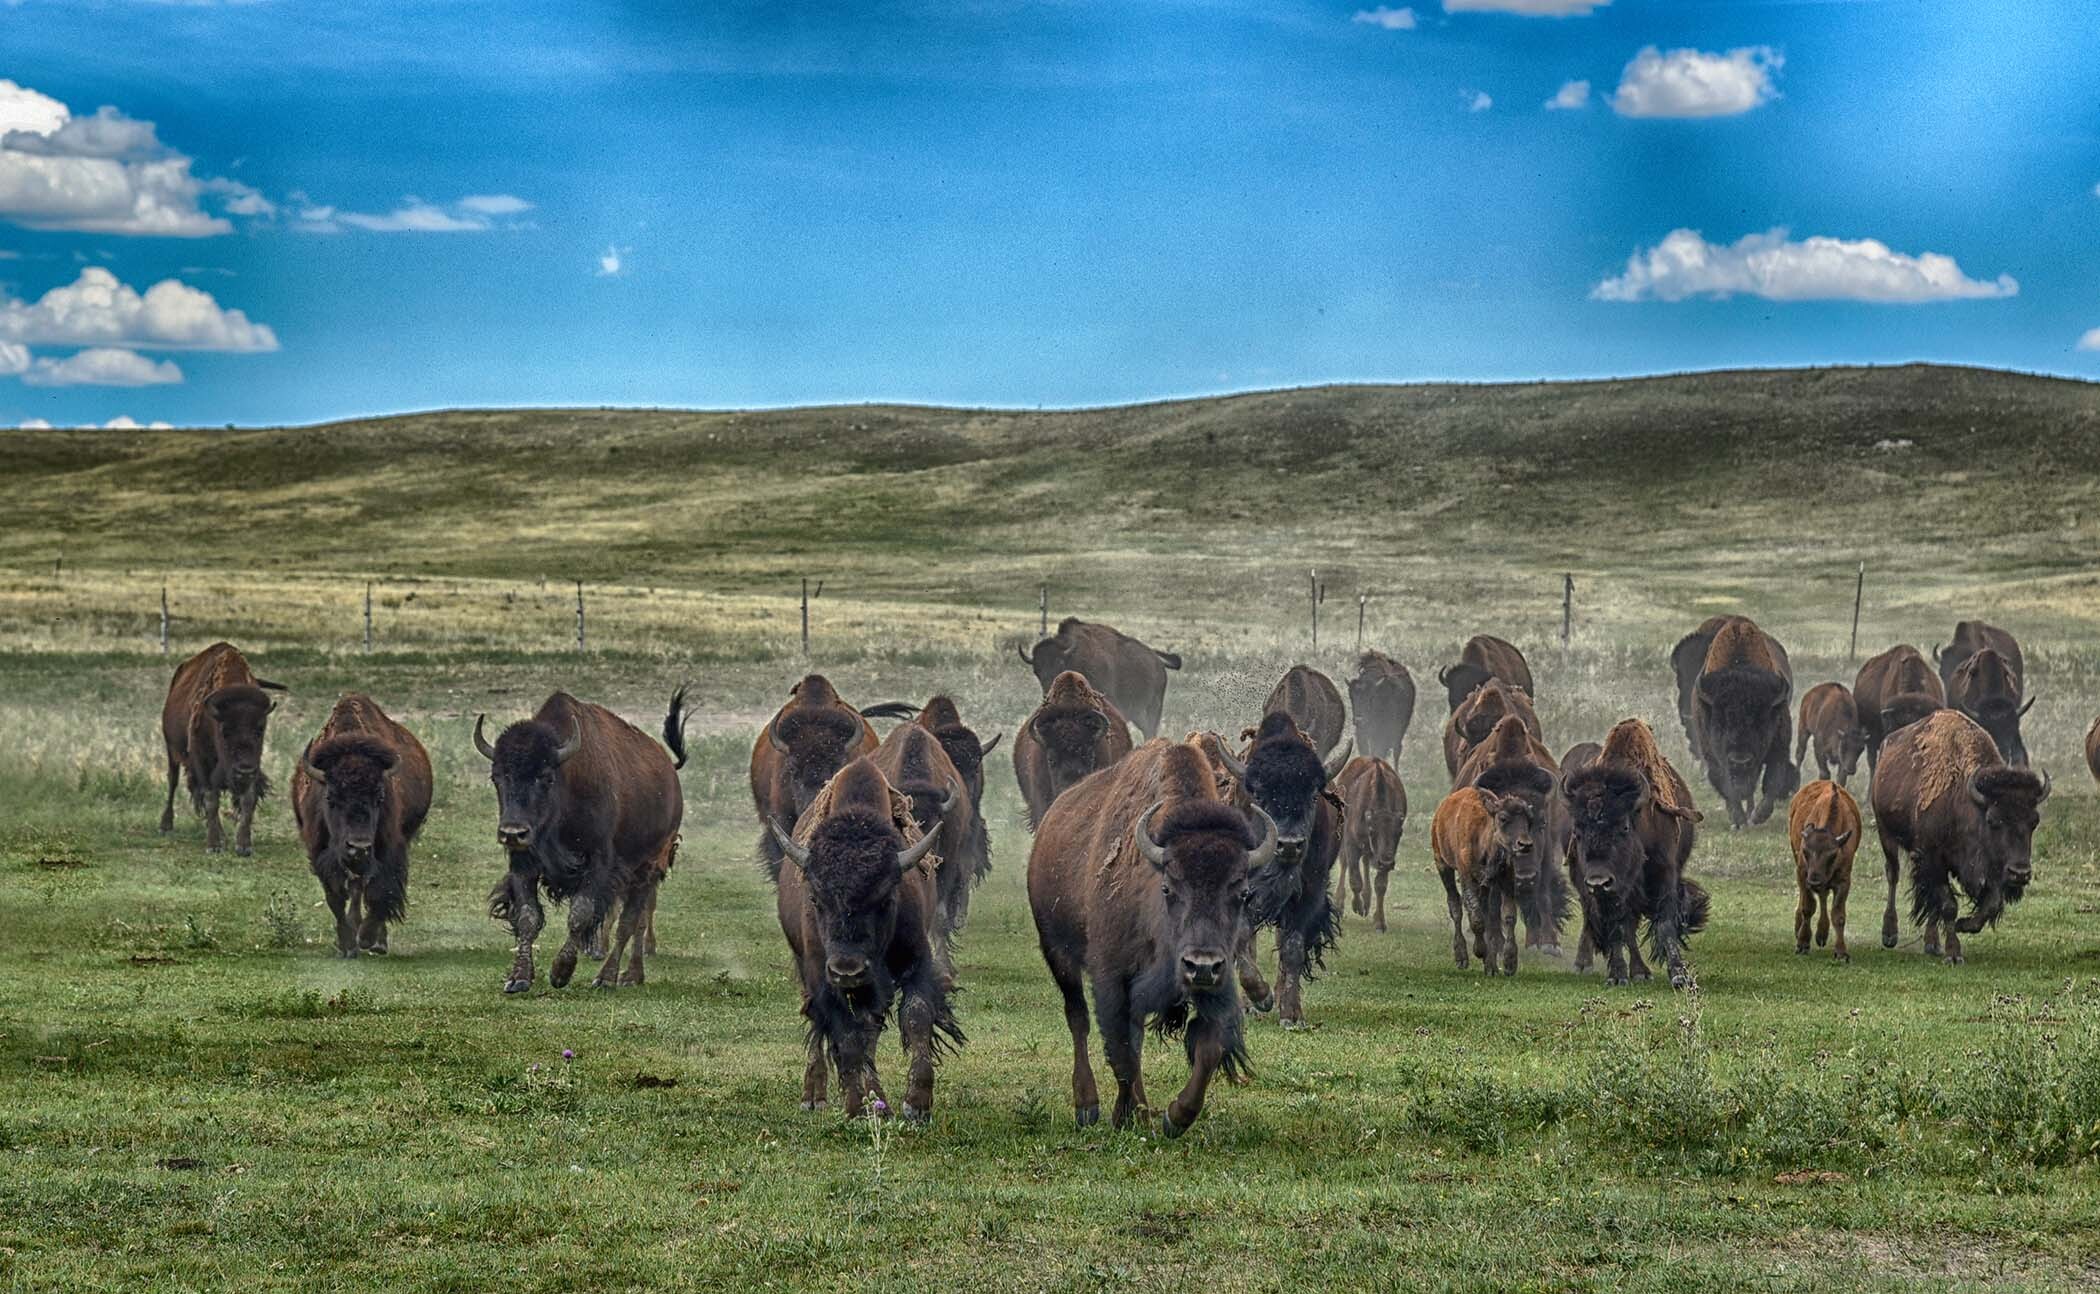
[{"xmin": 153, "ymin": 610, "xmax": 2071, "ymax": 1136}]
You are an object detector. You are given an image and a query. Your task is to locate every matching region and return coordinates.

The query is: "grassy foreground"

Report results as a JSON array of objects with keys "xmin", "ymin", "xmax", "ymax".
[{"xmin": 5, "ymin": 367, "xmax": 2100, "ymax": 1291}]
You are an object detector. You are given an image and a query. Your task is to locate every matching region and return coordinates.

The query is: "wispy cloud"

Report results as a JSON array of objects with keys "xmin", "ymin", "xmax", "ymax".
[
  {"xmin": 1445, "ymin": 0, "xmax": 1609, "ymax": 16},
  {"xmin": 1545, "ymin": 80, "xmax": 1590, "ymax": 111},
  {"xmin": 294, "ymin": 193, "xmax": 534, "ymax": 234},
  {"xmin": 1351, "ymin": 7, "xmax": 1416, "ymax": 29},
  {"xmin": 597, "ymin": 244, "xmax": 629, "ymax": 277}
]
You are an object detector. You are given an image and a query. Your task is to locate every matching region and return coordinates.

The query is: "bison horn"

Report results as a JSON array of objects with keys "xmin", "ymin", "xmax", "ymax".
[
  {"xmin": 896, "ymin": 819, "xmax": 946, "ymax": 876},
  {"xmin": 299, "ymin": 744, "xmax": 325, "ymax": 786},
  {"xmin": 1245, "ymin": 805, "xmax": 1279, "ymax": 870},
  {"xmin": 766, "ymin": 714, "xmax": 789, "ymax": 756},
  {"xmin": 1210, "ymin": 741, "xmax": 1247, "ymax": 783},
  {"xmin": 2038, "ymin": 768, "xmax": 2052, "ymax": 803},
  {"xmin": 768, "ymin": 820, "xmax": 812, "ymax": 871},
  {"xmin": 473, "ymin": 714, "xmax": 498, "ymax": 761},
  {"xmin": 1134, "ymin": 800, "xmax": 1171, "ymax": 870},
  {"xmin": 1016, "ymin": 642, "xmax": 1035, "ymax": 667},
  {"xmin": 2019, "ymin": 694, "xmax": 2038, "ymax": 717},
  {"xmin": 980, "ymin": 731, "xmax": 1004, "ymax": 757},
  {"xmin": 552, "ymin": 719, "xmax": 582, "ymax": 767},
  {"xmin": 1323, "ymin": 737, "xmax": 1353, "ymax": 782},
  {"xmin": 1968, "ymin": 772, "xmax": 1990, "ymax": 809}
]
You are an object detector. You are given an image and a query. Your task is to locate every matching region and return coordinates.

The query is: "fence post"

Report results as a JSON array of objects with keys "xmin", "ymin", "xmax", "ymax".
[
  {"xmin": 1356, "ymin": 593, "xmax": 1367, "ymax": 650},
  {"xmin": 1039, "ymin": 584, "xmax": 1047, "ymax": 638},
  {"xmin": 801, "ymin": 577, "xmax": 811, "ymax": 657},
  {"xmin": 1309, "ymin": 569, "xmax": 1319, "ymax": 651},
  {"xmin": 53, "ymin": 555, "xmax": 60, "ymax": 583},
  {"xmin": 1849, "ymin": 561, "xmax": 1865, "ymax": 663},
  {"xmin": 1561, "ymin": 574, "xmax": 1573, "ymax": 648},
  {"xmin": 575, "ymin": 581, "xmax": 586, "ymax": 652},
  {"xmin": 364, "ymin": 581, "xmax": 373, "ymax": 654},
  {"xmin": 160, "ymin": 584, "xmax": 169, "ymax": 655}
]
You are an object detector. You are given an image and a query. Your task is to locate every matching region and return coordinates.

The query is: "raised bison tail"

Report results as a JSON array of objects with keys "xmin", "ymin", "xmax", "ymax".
[
  {"xmin": 662, "ymin": 685, "xmax": 691, "ymax": 770},
  {"xmin": 1155, "ymin": 650, "xmax": 1183, "ymax": 670},
  {"xmin": 860, "ymin": 701, "xmax": 920, "ymax": 721},
  {"xmin": 1679, "ymin": 878, "xmax": 1712, "ymax": 937}
]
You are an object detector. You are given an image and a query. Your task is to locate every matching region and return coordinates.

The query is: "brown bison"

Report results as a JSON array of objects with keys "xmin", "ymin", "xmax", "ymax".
[
  {"xmin": 749, "ymin": 675, "xmax": 914, "ymax": 878},
  {"xmin": 1560, "ymin": 741, "xmax": 1602, "ymax": 775},
  {"xmin": 1431, "ymin": 784, "xmax": 1546, "ymax": 976},
  {"xmin": 1443, "ymin": 676, "xmax": 1543, "ymax": 780},
  {"xmin": 1668, "ymin": 615, "xmax": 1732, "ymax": 758},
  {"xmin": 1854, "ymin": 645, "xmax": 1946, "ymax": 772},
  {"xmin": 1455, "ymin": 714, "xmax": 1572, "ymax": 957},
  {"xmin": 1561, "ymin": 719, "xmax": 1707, "ymax": 989},
  {"xmin": 1209, "ymin": 711, "xmax": 1350, "ymax": 1028},
  {"xmin": 1014, "ymin": 670, "xmax": 1135, "ymax": 829},
  {"xmin": 1871, "ymin": 709, "xmax": 2048, "ymax": 964},
  {"xmin": 1788, "ymin": 779, "xmax": 1860, "ymax": 961},
  {"xmin": 1947, "ymin": 648, "xmax": 2033, "ymax": 768},
  {"xmin": 1348, "ymin": 650, "xmax": 1416, "ymax": 764},
  {"xmin": 771, "ymin": 756, "xmax": 959, "ymax": 1120},
  {"xmin": 1265, "ymin": 664, "xmax": 1347, "ymax": 756},
  {"xmin": 1934, "ymin": 620, "xmax": 2025, "ymax": 696},
  {"xmin": 872, "ymin": 722, "xmax": 983, "ymax": 984},
  {"xmin": 1332, "ymin": 755, "xmax": 1407, "ymax": 931},
  {"xmin": 912, "ymin": 695, "xmax": 1002, "ymax": 814},
  {"xmin": 1691, "ymin": 616, "xmax": 1796, "ymax": 828},
  {"xmin": 158, "ymin": 642, "xmax": 287, "ymax": 855},
  {"xmin": 479, "ymin": 689, "xmax": 688, "ymax": 993},
  {"xmin": 1438, "ymin": 634, "xmax": 1533, "ymax": 712},
  {"xmin": 1018, "ymin": 617, "xmax": 1181, "ymax": 740},
  {"xmin": 2086, "ymin": 715, "xmax": 2100, "ymax": 787},
  {"xmin": 291, "ymin": 694, "xmax": 432, "ymax": 958},
  {"xmin": 1027, "ymin": 739, "xmax": 1277, "ymax": 1134},
  {"xmin": 1795, "ymin": 682, "xmax": 1868, "ymax": 789}
]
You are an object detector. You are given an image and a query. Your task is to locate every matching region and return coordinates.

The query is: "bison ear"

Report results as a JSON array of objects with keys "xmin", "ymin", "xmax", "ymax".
[{"xmin": 1832, "ymin": 830, "xmax": 1852, "ymax": 848}]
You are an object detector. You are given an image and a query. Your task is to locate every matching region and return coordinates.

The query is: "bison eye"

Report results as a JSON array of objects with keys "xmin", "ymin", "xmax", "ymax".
[{"xmin": 1160, "ymin": 883, "xmax": 1174, "ymax": 900}]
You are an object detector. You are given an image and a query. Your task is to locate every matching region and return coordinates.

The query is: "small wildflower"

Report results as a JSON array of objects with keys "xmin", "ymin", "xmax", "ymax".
[
  {"xmin": 529, "ymin": 1063, "xmax": 541, "ymax": 1073},
  {"xmin": 871, "ymin": 1098, "xmax": 888, "ymax": 1114},
  {"xmin": 562, "ymin": 1049, "xmax": 575, "ymax": 1061}
]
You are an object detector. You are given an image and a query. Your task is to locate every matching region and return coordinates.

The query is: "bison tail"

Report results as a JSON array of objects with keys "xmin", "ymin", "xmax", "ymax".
[
  {"xmin": 1155, "ymin": 650, "xmax": 1183, "ymax": 670},
  {"xmin": 662, "ymin": 685, "xmax": 691, "ymax": 770},
  {"xmin": 1679, "ymin": 878, "xmax": 1712, "ymax": 937},
  {"xmin": 860, "ymin": 701, "xmax": 920, "ymax": 721}
]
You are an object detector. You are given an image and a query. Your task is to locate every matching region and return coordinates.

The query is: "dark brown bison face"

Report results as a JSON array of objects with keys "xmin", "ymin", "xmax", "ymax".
[
  {"xmin": 1224, "ymin": 713, "xmax": 1349, "ymax": 847},
  {"xmin": 1135, "ymin": 800, "xmax": 1277, "ymax": 992},
  {"xmin": 771, "ymin": 810, "xmax": 943, "ymax": 993},
  {"xmin": 1798, "ymin": 823, "xmax": 1853, "ymax": 890},
  {"xmin": 1562, "ymin": 766, "xmax": 1649, "ymax": 899},
  {"xmin": 475, "ymin": 714, "xmax": 579, "ymax": 851},
  {"xmin": 1970, "ymin": 767, "xmax": 2048, "ymax": 896},
  {"xmin": 1880, "ymin": 695, "xmax": 1944, "ymax": 737},
  {"xmin": 1018, "ymin": 637, "xmax": 1072, "ymax": 693},
  {"xmin": 204, "ymin": 685, "xmax": 276, "ymax": 787},
  {"xmin": 1438, "ymin": 663, "xmax": 1493, "ymax": 712},
  {"xmin": 1969, "ymin": 697, "xmax": 2034, "ymax": 769},
  {"xmin": 770, "ymin": 709, "xmax": 864, "ymax": 816},
  {"xmin": 1695, "ymin": 667, "xmax": 1788, "ymax": 784},
  {"xmin": 302, "ymin": 736, "xmax": 398, "ymax": 865},
  {"xmin": 1037, "ymin": 706, "xmax": 1112, "ymax": 788},
  {"xmin": 1833, "ymin": 725, "xmax": 1868, "ymax": 782}
]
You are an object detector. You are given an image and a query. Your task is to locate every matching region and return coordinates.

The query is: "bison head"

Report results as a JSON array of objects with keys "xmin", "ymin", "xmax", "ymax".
[
  {"xmin": 1018, "ymin": 635, "xmax": 1072, "ymax": 693},
  {"xmin": 1134, "ymin": 799, "xmax": 1277, "ymax": 993},
  {"xmin": 1797, "ymin": 822, "xmax": 1853, "ymax": 890},
  {"xmin": 1211, "ymin": 712, "xmax": 1349, "ymax": 847},
  {"xmin": 1968, "ymin": 766, "xmax": 2049, "ymax": 897},
  {"xmin": 1833, "ymin": 722, "xmax": 1868, "ymax": 783},
  {"xmin": 1474, "ymin": 763, "xmax": 1556, "ymax": 889},
  {"xmin": 1694, "ymin": 666, "xmax": 1788, "ymax": 787},
  {"xmin": 771, "ymin": 807, "xmax": 944, "ymax": 994},
  {"xmin": 1953, "ymin": 650, "xmax": 2032, "ymax": 767},
  {"xmin": 769, "ymin": 707, "xmax": 864, "ymax": 817},
  {"xmin": 203, "ymin": 684, "xmax": 277, "ymax": 789},
  {"xmin": 1438, "ymin": 662, "xmax": 1493, "ymax": 713},
  {"xmin": 300, "ymin": 735, "xmax": 398, "ymax": 867},
  {"xmin": 1562, "ymin": 765, "xmax": 1651, "ymax": 901},
  {"xmin": 475, "ymin": 712, "xmax": 580, "ymax": 852},
  {"xmin": 1036, "ymin": 703, "xmax": 1115, "ymax": 791}
]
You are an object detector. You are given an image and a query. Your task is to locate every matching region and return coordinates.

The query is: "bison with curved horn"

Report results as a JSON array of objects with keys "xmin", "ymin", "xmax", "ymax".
[
  {"xmin": 292, "ymin": 694, "xmax": 432, "ymax": 958},
  {"xmin": 1013, "ymin": 671, "xmax": 1134, "ymax": 829},
  {"xmin": 159, "ymin": 641, "xmax": 288, "ymax": 856},
  {"xmin": 1854, "ymin": 644, "xmax": 1946, "ymax": 773},
  {"xmin": 1264, "ymin": 664, "xmax": 1347, "ymax": 757},
  {"xmin": 749, "ymin": 675, "xmax": 916, "ymax": 879},
  {"xmin": 1018, "ymin": 617, "xmax": 1181, "ymax": 740},
  {"xmin": 1437, "ymin": 634, "xmax": 1533, "ymax": 713},
  {"xmin": 1946, "ymin": 647, "xmax": 2033, "ymax": 768}
]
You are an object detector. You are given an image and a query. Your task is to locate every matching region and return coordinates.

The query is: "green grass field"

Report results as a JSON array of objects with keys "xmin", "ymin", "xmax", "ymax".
[{"xmin": 5, "ymin": 365, "xmax": 2100, "ymax": 1291}]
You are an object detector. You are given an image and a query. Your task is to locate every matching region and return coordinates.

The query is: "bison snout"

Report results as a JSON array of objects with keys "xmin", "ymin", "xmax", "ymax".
[
  {"xmin": 496, "ymin": 824, "xmax": 532, "ymax": 850},
  {"xmin": 343, "ymin": 838, "xmax": 375, "ymax": 861},
  {"xmin": 1180, "ymin": 952, "xmax": 1226, "ymax": 990},
  {"xmin": 1586, "ymin": 873, "xmax": 1614, "ymax": 893},
  {"xmin": 2006, "ymin": 862, "xmax": 2033, "ymax": 885},
  {"xmin": 825, "ymin": 955, "xmax": 870, "ymax": 989}
]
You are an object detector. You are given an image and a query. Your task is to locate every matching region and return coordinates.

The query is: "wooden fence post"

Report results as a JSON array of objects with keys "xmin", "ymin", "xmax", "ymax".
[
  {"xmin": 1039, "ymin": 584, "xmax": 1047, "ymax": 638},
  {"xmin": 1561, "ymin": 574, "xmax": 1573, "ymax": 648},
  {"xmin": 1309, "ymin": 569, "xmax": 1319, "ymax": 651},
  {"xmin": 364, "ymin": 582, "xmax": 373, "ymax": 654},
  {"xmin": 1849, "ymin": 562, "xmax": 1865, "ymax": 663},
  {"xmin": 1356, "ymin": 593, "xmax": 1367, "ymax": 650},
  {"xmin": 160, "ymin": 585, "xmax": 169, "ymax": 655},
  {"xmin": 575, "ymin": 581, "xmax": 586, "ymax": 652},
  {"xmin": 801, "ymin": 577, "xmax": 811, "ymax": 657}
]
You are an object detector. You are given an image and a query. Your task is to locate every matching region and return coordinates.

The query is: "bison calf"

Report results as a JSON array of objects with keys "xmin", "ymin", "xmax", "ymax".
[
  {"xmin": 292, "ymin": 694, "xmax": 432, "ymax": 957},
  {"xmin": 1333, "ymin": 755, "xmax": 1406, "ymax": 931},
  {"xmin": 1787, "ymin": 780, "xmax": 1860, "ymax": 960},
  {"xmin": 1795, "ymin": 682, "xmax": 1867, "ymax": 789},
  {"xmin": 1431, "ymin": 784, "xmax": 1545, "ymax": 976}
]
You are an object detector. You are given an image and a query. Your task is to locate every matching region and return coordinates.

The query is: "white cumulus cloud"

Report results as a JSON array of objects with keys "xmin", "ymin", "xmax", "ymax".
[
  {"xmin": 23, "ymin": 346, "xmax": 183, "ymax": 387},
  {"xmin": 1545, "ymin": 80, "xmax": 1591, "ymax": 110},
  {"xmin": 2077, "ymin": 327, "xmax": 2100, "ymax": 352},
  {"xmin": 97, "ymin": 415, "xmax": 173, "ymax": 430},
  {"xmin": 0, "ymin": 266, "xmax": 279, "ymax": 350},
  {"xmin": 1593, "ymin": 228, "xmax": 2017, "ymax": 304},
  {"xmin": 17, "ymin": 418, "xmax": 53, "ymax": 429},
  {"xmin": 598, "ymin": 245, "xmax": 628, "ymax": 277},
  {"xmin": 0, "ymin": 339, "xmax": 27, "ymax": 375},
  {"xmin": 1352, "ymin": 6, "xmax": 1416, "ymax": 29},
  {"xmin": 0, "ymin": 79, "xmax": 257, "ymax": 236},
  {"xmin": 1445, "ymin": 0, "xmax": 1610, "ymax": 16},
  {"xmin": 1613, "ymin": 46, "xmax": 1781, "ymax": 118},
  {"xmin": 457, "ymin": 193, "xmax": 533, "ymax": 215}
]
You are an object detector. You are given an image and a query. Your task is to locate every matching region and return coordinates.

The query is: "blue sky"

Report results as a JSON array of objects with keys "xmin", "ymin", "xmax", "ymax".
[{"xmin": 1, "ymin": 0, "xmax": 2095, "ymax": 427}]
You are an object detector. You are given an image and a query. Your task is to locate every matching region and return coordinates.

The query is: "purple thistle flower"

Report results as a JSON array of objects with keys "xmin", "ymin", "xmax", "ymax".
[
  {"xmin": 562, "ymin": 1049, "xmax": 575, "ymax": 1061},
  {"xmin": 871, "ymin": 1097, "xmax": 887, "ymax": 1114}
]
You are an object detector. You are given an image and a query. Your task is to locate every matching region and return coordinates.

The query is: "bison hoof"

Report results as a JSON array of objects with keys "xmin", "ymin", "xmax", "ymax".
[
  {"xmin": 1670, "ymin": 974, "xmax": 1690, "ymax": 990},
  {"xmin": 1630, "ymin": 969, "xmax": 1652, "ymax": 983},
  {"xmin": 1246, "ymin": 993, "xmax": 1275, "ymax": 1015},
  {"xmin": 503, "ymin": 977, "xmax": 532, "ymax": 995},
  {"xmin": 1537, "ymin": 944, "xmax": 1562, "ymax": 958},
  {"xmin": 1834, "ymin": 951, "xmax": 1850, "ymax": 963},
  {"xmin": 1795, "ymin": 944, "xmax": 1809, "ymax": 956},
  {"xmin": 591, "ymin": 978, "xmax": 617, "ymax": 991},
  {"xmin": 620, "ymin": 971, "xmax": 644, "ymax": 987},
  {"xmin": 1159, "ymin": 1112, "xmax": 1187, "ymax": 1140},
  {"xmin": 1882, "ymin": 932, "xmax": 1898, "ymax": 950},
  {"xmin": 900, "ymin": 1103, "xmax": 928, "ymax": 1125},
  {"xmin": 1280, "ymin": 1016, "xmax": 1311, "ymax": 1032},
  {"xmin": 234, "ymin": 846, "xmax": 253, "ymax": 858},
  {"xmin": 800, "ymin": 1099, "xmax": 828, "ymax": 1112},
  {"xmin": 1607, "ymin": 974, "xmax": 1629, "ymax": 987},
  {"xmin": 1373, "ymin": 921, "xmax": 1388, "ymax": 934},
  {"xmin": 1945, "ymin": 953, "xmax": 1964, "ymax": 966},
  {"xmin": 206, "ymin": 844, "xmax": 225, "ymax": 855},
  {"xmin": 1075, "ymin": 1104, "xmax": 1100, "ymax": 1128}
]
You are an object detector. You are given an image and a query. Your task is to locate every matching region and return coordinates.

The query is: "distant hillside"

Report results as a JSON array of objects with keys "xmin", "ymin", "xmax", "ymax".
[{"xmin": 8, "ymin": 364, "xmax": 2099, "ymax": 648}]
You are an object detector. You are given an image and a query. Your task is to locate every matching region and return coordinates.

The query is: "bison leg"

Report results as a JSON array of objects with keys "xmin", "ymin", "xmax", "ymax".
[
  {"xmin": 1094, "ymin": 977, "xmax": 1143, "ymax": 1130},
  {"xmin": 232, "ymin": 784, "xmax": 259, "ymax": 857},
  {"xmin": 1878, "ymin": 824, "xmax": 1903, "ymax": 950},
  {"xmin": 1372, "ymin": 862, "xmax": 1393, "ymax": 934},
  {"xmin": 204, "ymin": 787, "xmax": 226, "ymax": 853},
  {"xmin": 344, "ymin": 883, "xmax": 365, "ymax": 954},
  {"xmin": 800, "ymin": 1027, "xmax": 829, "ymax": 1111},
  {"xmin": 1830, "ymin": 881, "xmax": 1850, "ymax": 962},
  {"xmin": 1602, "ymin": 920, "xmax": 1629, "ymax": 987},
  {"xmin": 1161, "ymin": 1016, "xmax": 1228, "ymax": 1139},
  {"xmin": 1814, "ymin": 889, "xmax": 1831, "ymax": 949},
  {"xmin": 1625, "ymin": 930, "xmax": 1653, "ymax": 983},
  {"xmin": 1497, "ymin": 884, "xmax": 1518, "ymax": 977},
  {"xmin": 551, "ymin": 891, "xmax": 604, "ymax": 989},
  {"xmin": 160, "ymin": 754, "xmax": 181, "ymax": 834},
  {"xmin": 1794, "ymin": 884, "xmax": 1814, "ymax": 955},
  {"xmin": 643, "ymin": 902, "xmax": 658, "ymax": 956},
  {"xmin": 898, "ymin": 983, "xmax": 937, "ymax": 1124},
  {"xmin": 1440, "ymin": 867, "xmax": 1469, "ymax": 969},
  {"xmin": 623, "ymin": 885, "xmax": 659, "ymax": 986},
  {"xmin": 499, "ymin": 872, "xmax": 544, "ymax": 994},
  {"xmin": 1047, "ymin": 953, "xmax": 1099, "ymax": 1127},
  {"xmin": 1276, "ymin": 928, "xmax": 1308, "ymax": 1028},
  {"xmin": 1460, "ymin": 879, "xmax": 1489, "ymax": 965},
  {"xmin": 318, "ymin": 867, "xmax": 356, "ymax": 958},
  {"xmin": 1234, "ymin": 928, "xmax": 1274, "ymax": 1014},
  {"xmin": 591, "ymin": 883, "xmax": 648, "ymax": 989}
]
